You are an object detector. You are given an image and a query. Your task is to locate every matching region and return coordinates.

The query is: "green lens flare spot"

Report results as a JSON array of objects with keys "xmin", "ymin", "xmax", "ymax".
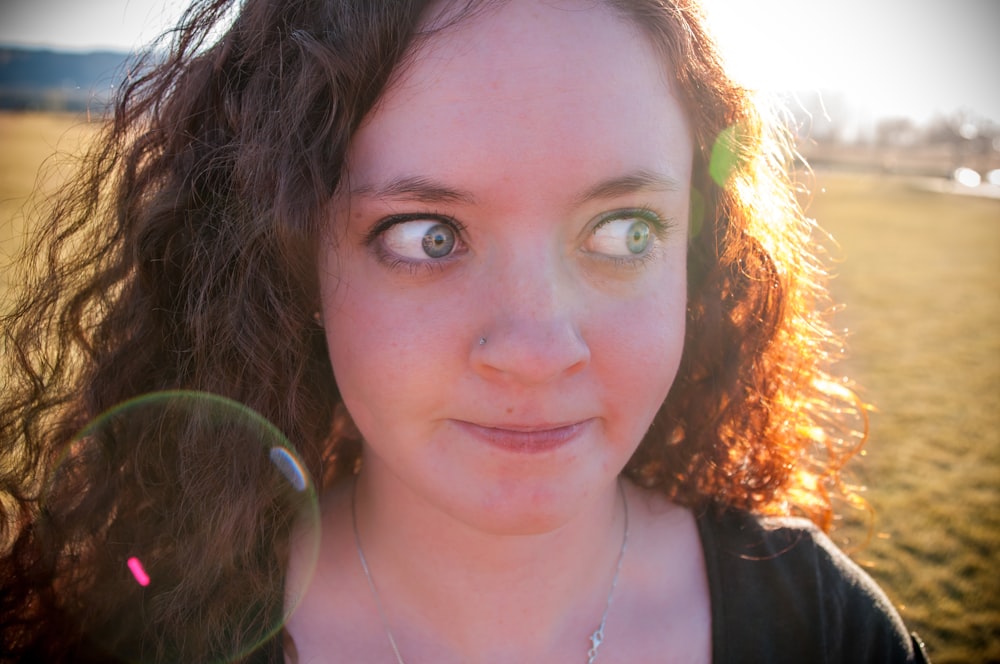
[{"xmin": 709, "ymin": 123, "xmax": 745, "ymax": 188}]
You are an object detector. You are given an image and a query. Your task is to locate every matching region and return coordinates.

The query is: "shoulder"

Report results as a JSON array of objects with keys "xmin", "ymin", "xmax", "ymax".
[{"xmin": 696, "ymin": 508, "xmax": 930, "ymax": 664}]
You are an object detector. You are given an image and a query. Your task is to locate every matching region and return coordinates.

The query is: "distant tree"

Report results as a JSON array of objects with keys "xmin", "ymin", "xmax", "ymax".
[{"xmin": 875, "ymin": 117, "xmax": 917, "ymax": 148}]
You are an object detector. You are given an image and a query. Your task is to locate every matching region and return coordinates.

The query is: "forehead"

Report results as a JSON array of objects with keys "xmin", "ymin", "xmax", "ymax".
[{"xmin": 345, "ymin": 0, "xmax": 692, "ymax": 198}]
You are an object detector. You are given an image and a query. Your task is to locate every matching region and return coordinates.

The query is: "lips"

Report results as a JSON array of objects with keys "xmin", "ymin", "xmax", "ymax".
[{"xmin": 452, "ymin": 419, "xmax": 592, "ymax": 453}]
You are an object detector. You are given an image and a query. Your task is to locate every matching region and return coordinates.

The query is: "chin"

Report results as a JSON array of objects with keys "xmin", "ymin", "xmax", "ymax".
[{"xmin": 443, "ymin": 475, "xmax": 608, "ymax": 536}]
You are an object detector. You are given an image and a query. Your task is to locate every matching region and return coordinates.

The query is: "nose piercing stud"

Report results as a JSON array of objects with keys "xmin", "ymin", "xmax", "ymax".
[{"xmin": 479, "ymin": 337, "xmax": 487, "ymax": 345}]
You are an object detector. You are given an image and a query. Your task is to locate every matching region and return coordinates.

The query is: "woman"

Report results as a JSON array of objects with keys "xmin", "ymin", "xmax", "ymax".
[{"xmin": 0, "ymin": 0, "xmax": 928, "ymax": 662}]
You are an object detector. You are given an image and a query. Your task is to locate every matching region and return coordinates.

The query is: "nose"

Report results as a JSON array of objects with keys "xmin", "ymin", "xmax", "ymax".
[{"xmin": 472, "ymin": 256, "xmax": 590, "ymax": 385}]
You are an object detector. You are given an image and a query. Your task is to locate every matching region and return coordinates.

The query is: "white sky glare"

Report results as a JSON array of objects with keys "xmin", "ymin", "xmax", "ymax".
[
  {"xmin": 0, "ymin": 0, "xmax": 998, "ymax": 124},
  {"xmin": 700, "ymin": 0, "xmax": 1000, "ymax": 125}
]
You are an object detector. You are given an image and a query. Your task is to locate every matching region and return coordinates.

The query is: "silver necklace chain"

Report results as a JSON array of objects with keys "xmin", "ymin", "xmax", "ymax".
[{"xmin": 351, "ymin": 479, "xmax": 630, "ymax": 664}]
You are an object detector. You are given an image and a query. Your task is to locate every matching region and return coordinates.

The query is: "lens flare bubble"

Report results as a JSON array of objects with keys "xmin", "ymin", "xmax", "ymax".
[
  {"xmin": 43, "ymin": 390, "xmax": 321, "ymax": 664},
  {"xmin": 269, "ymin": 446, "xmax": 308, "ymax": 493},
  {"xmin": 953, "ymin": 167, "xmax": 981, "ymax": 188}
]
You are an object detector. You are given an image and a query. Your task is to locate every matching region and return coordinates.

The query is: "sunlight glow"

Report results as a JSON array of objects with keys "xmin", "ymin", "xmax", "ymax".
[{"xmin": 700, "ymin": 0, "xmax": 1000, "ymax": 124}]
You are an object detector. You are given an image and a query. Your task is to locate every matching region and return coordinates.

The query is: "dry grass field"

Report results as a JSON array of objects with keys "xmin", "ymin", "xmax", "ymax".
[
  {"xmin": 2, "ymin": 112, "xmax": 998, "ymax": 662},
  {"xmin": 0, "ymin": 112, "xmax": 99, "ymax": 296},
  {"xmin": 807, "ymin": 171, "xmax": 1000, "ymax": 663}
]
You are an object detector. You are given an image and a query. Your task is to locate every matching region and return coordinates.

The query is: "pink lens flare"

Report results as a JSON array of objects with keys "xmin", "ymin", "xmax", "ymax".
[{"xmin": 127, "ymin": 556, "xmax": 150, "ymax": 587}]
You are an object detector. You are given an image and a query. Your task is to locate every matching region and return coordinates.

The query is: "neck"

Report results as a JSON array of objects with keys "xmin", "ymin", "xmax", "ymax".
[{"xmin": 351, "ymin": 467, "xmax": 628, "ymax": 662}]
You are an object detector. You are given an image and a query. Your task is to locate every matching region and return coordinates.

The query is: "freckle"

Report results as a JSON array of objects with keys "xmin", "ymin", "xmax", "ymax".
[{"xmin": 506, "ymin": 407, "xmax": 513, "ymax": 414}]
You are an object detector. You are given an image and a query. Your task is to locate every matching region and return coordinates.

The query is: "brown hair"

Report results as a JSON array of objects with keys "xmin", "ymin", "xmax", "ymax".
[
  {"xmin": 0, "ymin": 0, "xmax": 862, "ymax": 661},
  {"xmin": 610, "ymin": 0, "xmax": 863, "ymax": 523}
]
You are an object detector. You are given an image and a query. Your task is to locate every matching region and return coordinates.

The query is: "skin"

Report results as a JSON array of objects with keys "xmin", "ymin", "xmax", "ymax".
[{"xmin": 288, "ymin": 1, "xmax": 711, "ymax": 661}]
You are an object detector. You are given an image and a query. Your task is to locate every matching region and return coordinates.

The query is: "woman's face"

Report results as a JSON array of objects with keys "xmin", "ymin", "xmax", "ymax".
[{"xmin": 319, "ymin": 0, "xmax": 693, "ymax": 533}]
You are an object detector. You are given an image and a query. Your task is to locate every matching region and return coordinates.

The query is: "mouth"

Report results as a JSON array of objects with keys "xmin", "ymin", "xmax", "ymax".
[{"xmin": 452, "ymin": 419, "xmax": 593, "ymax": 453}]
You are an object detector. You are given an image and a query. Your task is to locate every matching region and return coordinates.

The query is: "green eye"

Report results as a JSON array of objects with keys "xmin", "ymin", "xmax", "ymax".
[
  {"xmin": 383, "ymin": 220, "xmax": 457, "ymax": 259},
  {"xmin": 586, "ymin": 216, "xmax": 654, "ymax": 257}
]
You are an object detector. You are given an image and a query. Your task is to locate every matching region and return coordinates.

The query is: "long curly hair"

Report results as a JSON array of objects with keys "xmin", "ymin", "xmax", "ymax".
[{"xmin": 0, "ymin": 0, "xmax": 864, "ymax": 661}]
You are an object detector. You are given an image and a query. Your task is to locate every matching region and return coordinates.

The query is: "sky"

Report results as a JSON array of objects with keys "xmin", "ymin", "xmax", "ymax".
[{"xmin": 0, "ymin": 0, "xmax": 998, "ymax": 126}]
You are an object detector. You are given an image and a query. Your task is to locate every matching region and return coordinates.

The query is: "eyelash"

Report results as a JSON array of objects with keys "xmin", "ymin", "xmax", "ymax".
[{"xmin": 593, "ymin": 206, "xmax": 671, "ymax": 234}]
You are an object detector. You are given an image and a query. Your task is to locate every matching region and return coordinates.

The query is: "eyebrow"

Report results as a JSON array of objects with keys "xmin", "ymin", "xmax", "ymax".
[
  {"xmin": 575, "ymin": 169, "xmax": 682, "ymax": 205},
  {"xmin": 350, "ymin": 169, "xmax": 681, "ymax": 206},
  {"xmin": 351, "ymin": 176, "xmax": 476, "ymax": 204}
]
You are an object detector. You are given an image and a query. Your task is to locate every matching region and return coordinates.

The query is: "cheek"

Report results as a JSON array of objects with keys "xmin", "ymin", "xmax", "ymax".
[
  {"xmin": 319, "ymin": 250, "xmax": 392, "ymax": 424},
  {"xmin": 320, "ymin": 266, "xmax": 463, "ymax": 430},
  {"xmin": 590, "ymin": 265, "xmax": 687, "ymax": 431},
  {"xmin": 322, "ymin": 293, "xmax": 397, "ymax": 438},
  {"xmin": 320, "ymin": 240, "xmax": 403, "ymax": 366}
]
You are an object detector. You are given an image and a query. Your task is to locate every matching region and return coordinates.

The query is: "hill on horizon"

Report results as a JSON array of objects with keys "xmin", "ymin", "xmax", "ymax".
[{"xmin": 0, "ymin": 47, "xmax": 131, "ymax": 112}]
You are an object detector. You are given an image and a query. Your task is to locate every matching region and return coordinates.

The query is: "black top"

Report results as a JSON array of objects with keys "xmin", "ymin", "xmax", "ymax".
[
  {"xmin": 697, "ymin": 509, "xmax": 931, "ymax": 663},
  {"xmin": 33, "ymin": 508, "xmax": 931, "ymax": 662}
]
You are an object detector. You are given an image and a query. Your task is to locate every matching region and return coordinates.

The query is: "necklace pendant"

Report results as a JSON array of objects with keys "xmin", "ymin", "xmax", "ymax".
[{"xmin": 587, "ymin": 628, "xmax": 604, "ymax": 663}]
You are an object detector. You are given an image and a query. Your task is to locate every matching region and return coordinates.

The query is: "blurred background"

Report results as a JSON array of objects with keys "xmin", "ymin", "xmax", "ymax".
[{"xmin": 1, "ymin": 1, "xmax": 998, "ymax": 662}]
